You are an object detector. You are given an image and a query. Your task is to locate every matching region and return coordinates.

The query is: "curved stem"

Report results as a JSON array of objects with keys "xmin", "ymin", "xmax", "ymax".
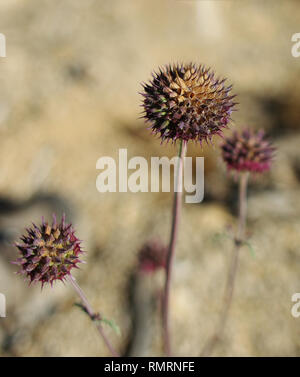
[
  {"xmin": 201, "ymin": 172, "xmax": 249, "ymax": 356},
  {"xmin": 163, "ymin": 139, "xmax": 187, "ymax": 356},
  {"xmin": 67, "ymin": 274, "xmax": 119, "ymax": 357}
]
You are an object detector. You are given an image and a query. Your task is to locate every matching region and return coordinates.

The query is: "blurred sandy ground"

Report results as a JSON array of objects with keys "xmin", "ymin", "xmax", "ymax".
[{"xmin": 0, "ymin": 0, "xmax": 300, "ymax": 356}]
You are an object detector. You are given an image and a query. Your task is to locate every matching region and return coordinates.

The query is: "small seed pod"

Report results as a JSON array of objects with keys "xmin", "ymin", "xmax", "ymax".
[
  {"xmin": 221, "ymin": 128, "xmax": 275, "ymax": 173},
  {"xmin": 13, "ymin": 214, "xmax": 84, "ymax": 287},
  {"xmin": 138, "ymin": 239, "xmax": 167, "ymax": 274}
]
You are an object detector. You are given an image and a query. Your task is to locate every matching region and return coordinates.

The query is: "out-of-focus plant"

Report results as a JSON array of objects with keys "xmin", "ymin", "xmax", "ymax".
[
  {"xmin": 138, "ymin": 239, "xmax": 167, "ymax": 274},
  {"xmin": 201, "ymin": 128, "xmax": 275, "ymax": 356}
]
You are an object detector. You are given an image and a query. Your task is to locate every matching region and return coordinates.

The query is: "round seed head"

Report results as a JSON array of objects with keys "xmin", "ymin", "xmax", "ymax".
[
  {"xmin": 221, "ymin": 128, "xmax": 275, "ymax": 173},
  {"xmin": 13, "ymin": 214, "xmax": 84, "ymax": 287},
  {"xmin": 141, "ymin": 63, "xmax": 236, "ymax": 143}
]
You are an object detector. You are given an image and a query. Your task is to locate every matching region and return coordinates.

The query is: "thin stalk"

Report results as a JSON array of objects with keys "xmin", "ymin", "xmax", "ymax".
[
  {"xmin": 163, "ymin": 139, "xmax": 187, "ymax": 356},
  {"xmin": 201, "ymin": 172, "xmax": 249, "ymax": 356},
  {"xmin": 67, "ymin": 274, "xmax": 119, "ymax": 357},
  {"xmin": 236, "ymin": 172, "xmax": 249, "ymax": 242}
]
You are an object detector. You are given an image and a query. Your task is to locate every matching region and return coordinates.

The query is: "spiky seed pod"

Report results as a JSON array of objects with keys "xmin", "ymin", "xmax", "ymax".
[
  {"xmin": 221, "ymin": 128, "xmax": 275, "ymax": 173},
  {"xmin": 13, "ymin": 215, "xmax": 84, "ymax": 287},
  {"xmin": 141, "ymin": 63, "xmax": 236, "ymax": 143},
  {"xmin": 138, "ymin": 239, "xmax": 167, "ymax": 274}
]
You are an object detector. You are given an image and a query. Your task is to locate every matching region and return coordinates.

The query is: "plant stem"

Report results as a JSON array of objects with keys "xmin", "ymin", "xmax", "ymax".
[
  {"xmin": 67, "ymin": 274, "xmax": 119, "ymax": 357},
  {"xmin": 163, "ymin": 139, "xmax": 187, "ymax": 356},
  {"xmin": 201, "ymin": 171, "xmax": 249, "ymax": 356},
  {"xmin": 236, "ymin": 172, "xmax": 249, "ymax": 243}
]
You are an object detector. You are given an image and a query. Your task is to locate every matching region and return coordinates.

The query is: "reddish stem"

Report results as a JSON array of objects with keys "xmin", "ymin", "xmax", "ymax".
[
  {"xmin": 201, "ymin": 172, "xmax": 249, "ymax": 356},
  {"xmin": 67, "ymin": 274, "xmax": 119, "ymax": 357},
  {"xmin": 163, "ymin": 139, "xmax": 187, "ymax": 356}
]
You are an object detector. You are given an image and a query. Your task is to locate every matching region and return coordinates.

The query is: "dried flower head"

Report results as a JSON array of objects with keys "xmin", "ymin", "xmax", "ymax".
[
  {"xmin": 141, "ymin": 63, "xmax": 236, "ymax": 143},
  {"xmin": 221, "ymin": 128, "xmax": 275, "ymax": 173},
  {"xmin": 138, "ymin": 239, "xmax": 167, "ymax": 274},
  {"xmin": 13, "ymin": 214, "xmax": 84, "ymax": 287}
]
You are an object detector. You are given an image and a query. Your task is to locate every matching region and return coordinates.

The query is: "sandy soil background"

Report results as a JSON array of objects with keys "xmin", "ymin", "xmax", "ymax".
[{"xmin": 0, "ymin": 0, "xmax": 300, "ymax": 356}]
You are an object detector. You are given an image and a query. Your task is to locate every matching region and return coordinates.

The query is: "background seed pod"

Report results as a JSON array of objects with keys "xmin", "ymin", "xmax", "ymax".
[{"xmin": 221, "ymin": 128, "xmax": 275, "ymax": 173}]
